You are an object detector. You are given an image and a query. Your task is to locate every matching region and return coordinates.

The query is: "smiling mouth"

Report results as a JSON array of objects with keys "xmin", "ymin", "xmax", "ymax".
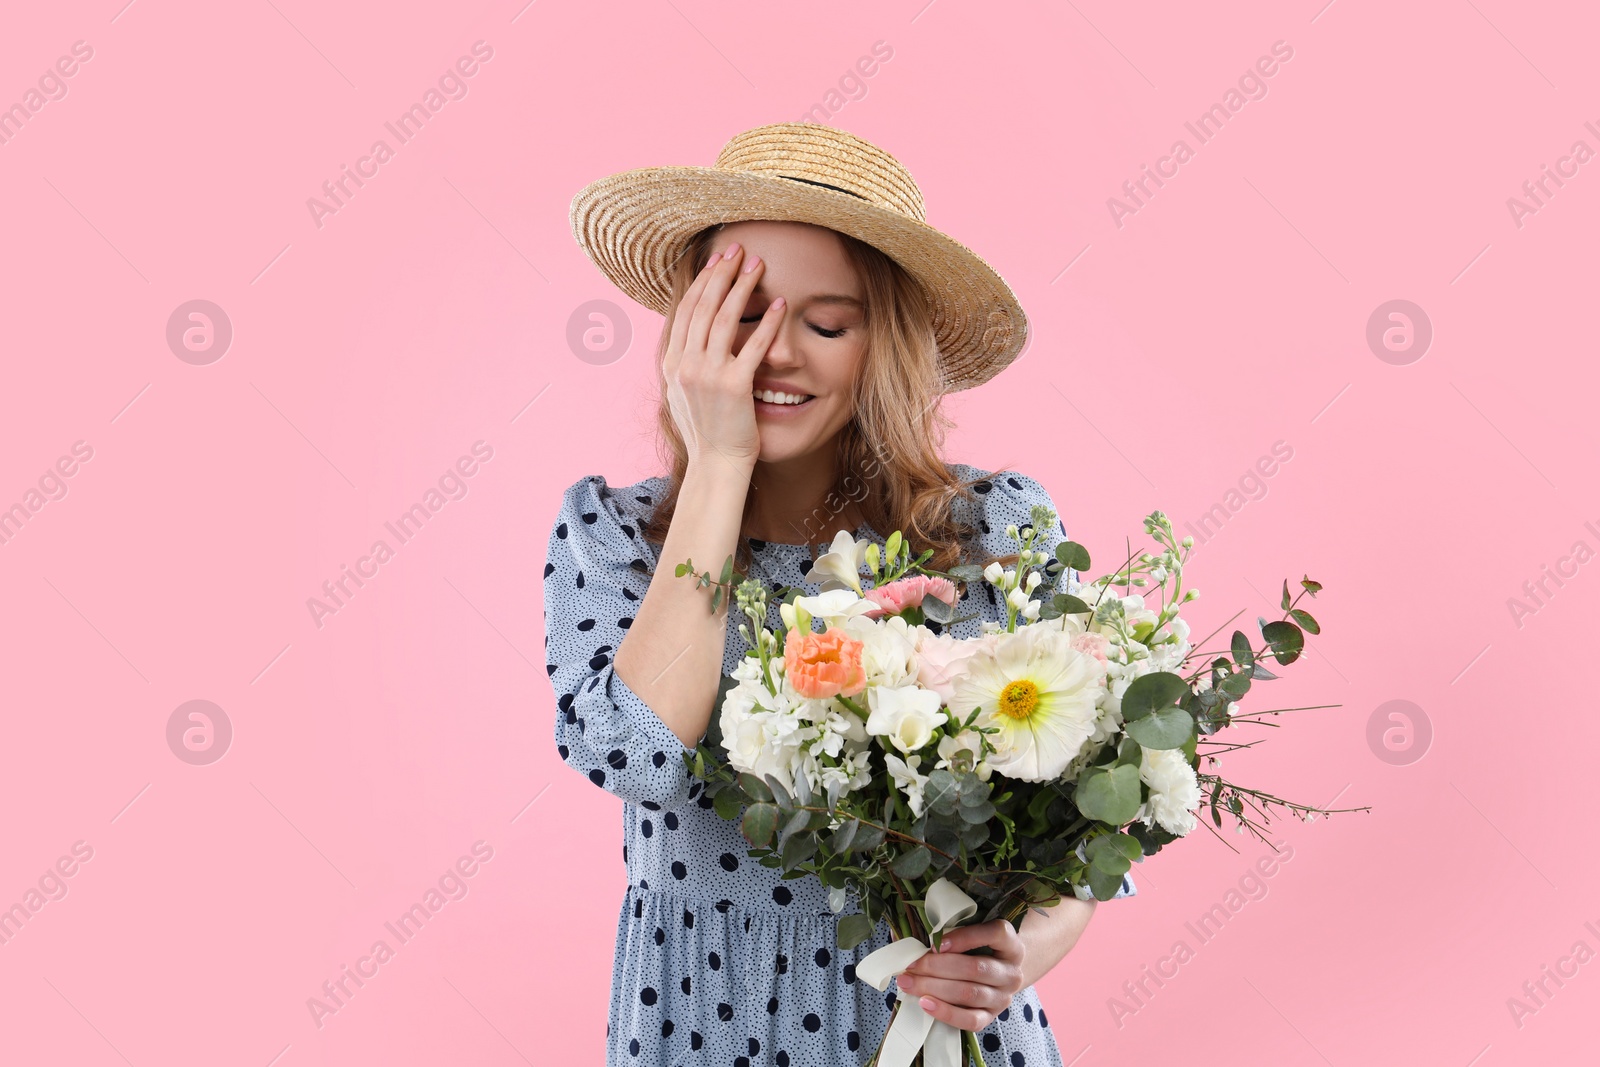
[{"xmin": 753, "ymin": 389, "xmax": 815, "ymax": 407}]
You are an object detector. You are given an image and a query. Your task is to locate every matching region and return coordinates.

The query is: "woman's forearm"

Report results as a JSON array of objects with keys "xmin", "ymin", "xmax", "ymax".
[
  {"xmin": 1016, "ymin": 895, "xmax": 1097, "ymax": 989},
  {"xmin": 613, "ymin": 458, "xmax": 753, "ymax": 749}
]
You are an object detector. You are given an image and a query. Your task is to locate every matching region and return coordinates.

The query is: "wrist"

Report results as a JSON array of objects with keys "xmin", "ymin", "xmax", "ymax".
[{"xmin": 684, "ymin": 453, "xmax": 756, "ymax": 494}]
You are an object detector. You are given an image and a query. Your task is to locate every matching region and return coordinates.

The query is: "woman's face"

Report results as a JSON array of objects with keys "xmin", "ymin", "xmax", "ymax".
[{"xmin": 706, "ymin": 220, "xmax": 868, "ymax": 465}]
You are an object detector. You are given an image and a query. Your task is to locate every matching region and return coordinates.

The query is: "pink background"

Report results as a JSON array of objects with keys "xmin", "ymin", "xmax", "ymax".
[{"xmin": 1, "ymin": 1, "xmax": 1594, "ymax": 1063}]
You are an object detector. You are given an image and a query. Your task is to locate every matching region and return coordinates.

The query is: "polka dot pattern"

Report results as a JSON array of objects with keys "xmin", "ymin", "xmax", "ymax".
[{"xmin": 544, "ymin": 465, "xmax": 1136, "ymax": 1065}]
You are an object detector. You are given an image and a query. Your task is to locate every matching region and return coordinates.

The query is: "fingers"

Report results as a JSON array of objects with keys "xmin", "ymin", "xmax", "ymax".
[
  {"xmin": 937, "ymin": 920, "xmax": 1024, "ymax": 963},
  {"xmin": 705, "ymin": 250, "xmax": 768, "ymax": 362},
  {"xmin": 665, "ymin": 250, "xmax": 721, "ymax": 380},
  {"xmin": 903, "ymin": 947, "xmax": 1020, "ymax": 990},
  {"xmin": 902, "ymin": 990, "xmax": 995, "ymax": 1033},
  {"xmin": 731, "ymin": 293, "xmax": 785, "ymax": 374},
  {"xmin": 897, "ymin": 971, "xmax": 1010, "ymax": 1012},
  {"xmin": 684, "ymin": 243, "xmax": 747, "ymax": 361}
]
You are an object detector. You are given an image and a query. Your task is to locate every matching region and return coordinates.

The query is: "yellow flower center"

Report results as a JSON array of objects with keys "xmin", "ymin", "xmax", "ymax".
[{"xmin": 998, "ymin": 679, "xmax": 1039, "ymax": 720}]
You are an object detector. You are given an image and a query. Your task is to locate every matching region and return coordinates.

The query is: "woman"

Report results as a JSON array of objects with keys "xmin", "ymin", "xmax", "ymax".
[{"xmin": 548, "ymin": 123, "xmax": 1134, "ymax": 1066}]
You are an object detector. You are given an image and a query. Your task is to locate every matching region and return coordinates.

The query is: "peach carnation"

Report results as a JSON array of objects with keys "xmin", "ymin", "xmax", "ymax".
[{"xmin": 785, "ymin": 628, "xmax": 868, "ymax": 700}]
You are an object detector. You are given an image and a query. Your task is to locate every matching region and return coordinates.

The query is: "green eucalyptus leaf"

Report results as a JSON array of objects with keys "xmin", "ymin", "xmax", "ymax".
[
  {"xmin": 763, "ymin": 774, "xmax": 794, "ymax": 810},
  {"xmin": 1128, "ymin": 820, "xmax": 1174, "ymax": 856},
  {"xmin": 1289, "ymin": 608, "xmax": 1321, "ymax": 635},
  {"xmin": 1217, "ymin": 672, "xmax": 1252, "ymax": 700},
  {"xmin": 1053, "ymin": 594, "xmax": 1093, "ymax": 616},
  {"xmin": 924, "ymin": 769, "xmax": 960, "ymax": 813},
  {"xmin": 777, "ymin": 808, "xmax": 811, "ymax": 852},
  {"xmin": 1126, "ymin": 710, "xmax": 1190, "ymax": 751},
  {"xmin": 1230, "ymin": 630, "xmax": 1254, "ymax": 670},
  {"xmin": 958, "ymin": 799, "xmax": 996, "ymax": 824},
  {"xmin": 791, "ymin": 767, "xmax": 813, "ymax": 806},
  {"xmin": 782, "ymin": 832, "xmax": 817, "ymax": 869},
  {"xmin": 891, "ymin": 845, "xmax": 932, "ymax": 879},
  {"xmin": 1260, "ymin": 620, "xmax": 1305, "ymax": 664},
  {"xmin": 1088, "ymin": 864, "xmax": 1128, "ymax": 901},
  {"xmin": 741, "ymin": 803, "xmax": 779, "ymax": 846},
  {"xmin": 830, "ymin": 818, "xmax": 860, "ymax": 853},
  {"xmin": 713, "ymin": 786, "xmax": 743, "ymax": 821},
  {"xmin": 1074, "ymin": 764, "xmax": 1142, "ymax": 825},
  {"xmin": 1121, "ymin": 672, "xmax": 1189, "ymax": 721},
  {"xmin": 1056, "ymin": 541, "xmax": 1091, "ymax": 571},
  {"xmin": 738, "ymin": 772, "xmax": 774, "ymax": 804},
  {"xmin": 837, "ymin": 913, "xmax": 875, "ymax": 951},
  {"xmin": 1087, "ymin": 846, "xmax": 1130, "ymax": 877},
  {"xmin": 852, "ymin": 824, "xmax": 886, "ymax": 852}
]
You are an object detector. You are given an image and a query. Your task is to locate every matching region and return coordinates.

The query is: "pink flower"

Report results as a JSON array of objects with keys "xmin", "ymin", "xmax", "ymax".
[
  {"xmin": 862, "ymin": 575, "xmax": 958, "ymax": 620},
  {"xmin": 785, "ymin": 628, "xmax": 868, "ymax": 700},
  {"xmin": 913, "ymin": 631, "xmax": 1001, "ymax": 705},
  {"xmin": 1070, "ymin": 631, "xmax": 1110, "ymax": 667}
]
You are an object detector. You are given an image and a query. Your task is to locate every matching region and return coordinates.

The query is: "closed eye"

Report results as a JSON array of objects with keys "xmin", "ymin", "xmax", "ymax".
[{"xmin": 739, "ymin": 315, "xmax": 846, "ymax": 339}]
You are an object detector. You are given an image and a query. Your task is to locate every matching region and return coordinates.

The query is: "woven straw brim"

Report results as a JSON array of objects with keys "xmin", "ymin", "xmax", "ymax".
[{"xmin": 569, "ymin": 167, "xmax": 1029, "ymax": 393}]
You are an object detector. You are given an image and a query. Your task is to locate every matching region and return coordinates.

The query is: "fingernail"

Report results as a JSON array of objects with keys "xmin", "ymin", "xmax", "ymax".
[
  {"xmin": 919, "ymin": 997, "xmax": 937, "ymax": 1012},
  {"xmin": 707, "ymin": 252, "xmax": 722, "ymax": 267},
  {"xmin": 742, "ymin": 254, "xmax": 761, "ymax": 274},
  {"xmin": 725, "ymin": 242, "xmax": 740, "ymax": 256},
  {"xmin": 772, "ymin": 296, "xmax": 785, "ymax": 309}
]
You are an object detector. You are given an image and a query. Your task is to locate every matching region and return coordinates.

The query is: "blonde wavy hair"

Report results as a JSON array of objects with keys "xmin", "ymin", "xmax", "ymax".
[{"xmin": 639, "ymin": 222, "xmax": 1026, "ymax": 582}]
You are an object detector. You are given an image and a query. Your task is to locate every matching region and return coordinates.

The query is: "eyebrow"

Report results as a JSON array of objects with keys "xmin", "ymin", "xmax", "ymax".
[{"xmin": 751, "ymin": 281, "xmax": 864, "ymax": 308}]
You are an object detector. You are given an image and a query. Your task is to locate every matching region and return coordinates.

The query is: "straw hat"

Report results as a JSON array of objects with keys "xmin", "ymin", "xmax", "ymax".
[{"xmin": 568, "ymin": 122, "xmax": 1029, "ymax": 393}]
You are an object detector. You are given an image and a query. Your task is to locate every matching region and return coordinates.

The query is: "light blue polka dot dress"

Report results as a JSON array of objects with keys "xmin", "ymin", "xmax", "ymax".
[{"xmin": 543, "ymin": 463, "xmax": 1135, "ymax": 1066}]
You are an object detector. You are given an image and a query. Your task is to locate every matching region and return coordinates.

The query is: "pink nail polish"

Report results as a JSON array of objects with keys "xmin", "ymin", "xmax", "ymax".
[
  {"xmin": 920, "ymin": 996, "xmax": 937, "ymax": 1011},
  {"xmin": 726, "ymin": 242, "xmax": 740, "ymax": 256},
  {"xmin": 707, "ymin": 252, "xmax": 722, "ymax": 267}
]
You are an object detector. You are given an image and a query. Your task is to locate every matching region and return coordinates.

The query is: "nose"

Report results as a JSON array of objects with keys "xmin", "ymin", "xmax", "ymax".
[{"xmin": 759, "ymin": 311, "xmax": 804, "ymax": 369}]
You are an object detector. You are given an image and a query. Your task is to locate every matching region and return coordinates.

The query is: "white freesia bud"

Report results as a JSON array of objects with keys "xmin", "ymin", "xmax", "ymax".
[
  {"xmin": 1022, "ymin": 599, "xmax": 1041, "ymax": 621},
  {"xmin": 1181, "ymin": 536, "xmax": 1194, "ymax": 548},
  {"xmin": 1007, "ymin": 587, "xmax": 1030, "ymax": 611},
  {"xmin": 983, "ymin": 561, "xmax": 1004, "ymax": 583},
  {"xmin": 1006, "ymin": 524, "xmax": 1019, "ymax": 540},
  {"xmin": 1025, "ymin": 571, "xmax": 1042, "ymax": 592},
  {"xmin": 1184, "ymin": 589, "xmax": 1199, "ymax": 601},
  {"xmin": 803, "ymin": 529, "xmax": 872, "ymax": 596},
  {"xmin": 779, "ymin": 602, "xmax": 798, "ymax": 633}
]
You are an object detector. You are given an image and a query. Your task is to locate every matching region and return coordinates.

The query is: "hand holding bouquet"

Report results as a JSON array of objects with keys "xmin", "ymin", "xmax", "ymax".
[{"xmin": 677, "ymin": 506, "xmax": 1362, "ymax": 1067}]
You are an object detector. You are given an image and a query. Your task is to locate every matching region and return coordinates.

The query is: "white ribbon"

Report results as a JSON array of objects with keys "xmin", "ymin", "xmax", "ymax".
[{"xmin": 854, "ymin": 878, "xmax": 979, "ymax": 1067}]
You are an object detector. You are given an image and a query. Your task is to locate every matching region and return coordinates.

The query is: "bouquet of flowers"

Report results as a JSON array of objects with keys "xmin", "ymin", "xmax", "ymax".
[{"xmin": 676, "ymin": 506, "xmax": 1359, "ymax": 1067}]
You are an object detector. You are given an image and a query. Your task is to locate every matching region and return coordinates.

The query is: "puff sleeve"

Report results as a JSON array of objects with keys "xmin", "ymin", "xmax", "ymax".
[
  {"xmin": 987, "ymin": 470, "xmax": 1138, "ymax": 901},
  {"xmin": 544, "ymin": 475, "xmax": 692, "ymax": 807}
]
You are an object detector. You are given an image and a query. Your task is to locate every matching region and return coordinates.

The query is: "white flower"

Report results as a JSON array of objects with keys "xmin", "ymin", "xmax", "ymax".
[
  {"xmin": 843, "ymin": 613, "xmax": 920, "ymax": 688},
  {"xmin": 949, "ymin": 624, "xmax": 1106, "ymax": 782},
  {"xmin": 935, "ymin": 729, "xmax": 990, "ymax": 781},
  {"xmin": 883, "ymin": 752, "xmax": 931, "ymax": 817},
  {"xmin": 803, "ymin": 530, "xmax": 873, "ymax": 596},
  {"xmin": 792, "ymin": 588, "xmax": 877, "ymax": 630},
  {"xmin": 1140, "ymin": 747, "xmax": 1202, "ymax": 836},
  {"xmin": 983, "ymin": 561, "xmax": 1004, "ymax": 584},
  {"xmin": 864, "ymin": 685, "xmax": 945, "ymax": 754}
]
